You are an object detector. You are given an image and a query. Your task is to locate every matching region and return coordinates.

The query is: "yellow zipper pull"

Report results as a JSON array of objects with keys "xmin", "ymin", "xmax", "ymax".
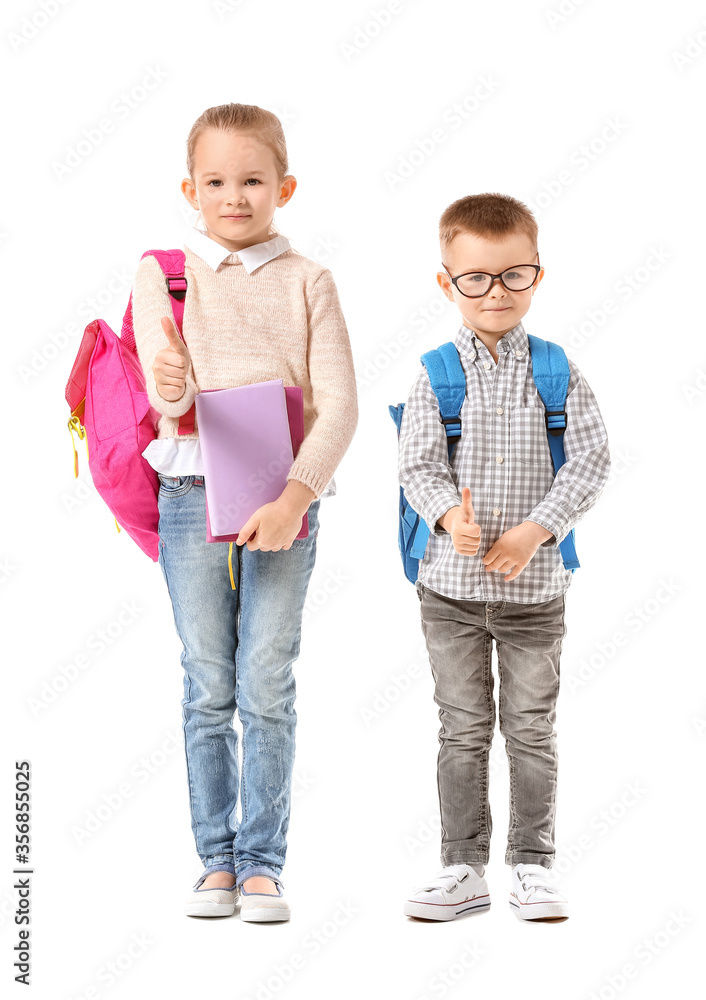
[{"xmin": 68, "ymin": 416, "xmax": 85, "ymax": 477}]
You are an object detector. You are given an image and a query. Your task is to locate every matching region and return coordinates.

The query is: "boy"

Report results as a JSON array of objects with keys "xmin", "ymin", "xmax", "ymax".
[{"xmin": 398, "ymin": 193, "xmax": 610, "ymax": 922}]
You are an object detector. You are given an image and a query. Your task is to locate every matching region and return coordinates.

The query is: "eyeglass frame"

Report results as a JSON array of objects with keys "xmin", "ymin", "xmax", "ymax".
[{"xmin": 440, "ymin": 261, "xmax": 542, "ymax": 298}]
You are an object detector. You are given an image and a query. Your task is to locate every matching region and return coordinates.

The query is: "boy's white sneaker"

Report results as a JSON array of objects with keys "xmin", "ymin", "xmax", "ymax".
[
  {"xmin": 185, "ymin": 874, "xmax": 239, "ymax": 917},
  {"xmin": 509, "ymin": 863, "xmax": 569, "ymax": 921},
  {"xmin": 404, "ymin": 864, "xmax": 490, "ymax": 920}
]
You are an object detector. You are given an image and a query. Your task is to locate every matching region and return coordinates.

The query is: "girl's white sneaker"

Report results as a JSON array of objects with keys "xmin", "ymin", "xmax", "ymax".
[
  {"xmin": 239, "ymin": 877, "xmax": 290, "ymax": 922},
  {"xmin": 509, "ymin": 863, "xmax": 569, "ymax": 921},
  {"xmin": 404, "ymin": 864, "xmax": 491, "ymax": 920},
  {"xmin": 185, "ymin": 874, "xmax": 239, "ymax": 917}
]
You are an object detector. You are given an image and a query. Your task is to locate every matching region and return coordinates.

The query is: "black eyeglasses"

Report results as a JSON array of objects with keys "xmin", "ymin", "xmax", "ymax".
[{"xmin": 442, "ymin": 262, "xmax": 541, "ymax": 298}]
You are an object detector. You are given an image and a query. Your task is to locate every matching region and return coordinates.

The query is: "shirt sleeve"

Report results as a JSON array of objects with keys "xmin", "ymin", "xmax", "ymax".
[
  {"xmin": 285, "ymin": 268, "xmax": 359, "ymax": 499},
  {"xmin": 131, "ymin": 254, "xmax": 199, "ymax": 418},
  {"xmin": 525, "ymin": 361, "xmax": 611, "ymax": 548},
  {"xmin": 398, "ymin": 365, "xmax": 462, "ymax": 537}
]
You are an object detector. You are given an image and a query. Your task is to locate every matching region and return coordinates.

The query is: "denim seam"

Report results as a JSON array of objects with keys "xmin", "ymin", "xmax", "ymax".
[
  {"xmin": 479, "ymin": 628, "xmax": 493, "ymax": 854},
  {"xmin": 497, "ymin": 637, "xmax": 517, "ymax": 863},
  {"xmin": 183, "ymin": 662, "xmax": 202, "ymax": 854},
  {"xmin": 236, "ymin": 583, "xmax": 248, "ymax": 846},
  {"xmin": 426, "ymin": 623, "xmax": 444, "ymax": 852},
  {"xmin": 160, "ymin": 536, "xmax": 206, "ymax": 859}
]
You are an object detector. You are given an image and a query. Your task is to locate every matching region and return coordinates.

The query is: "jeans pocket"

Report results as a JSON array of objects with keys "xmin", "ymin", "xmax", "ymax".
[{"xmin": 157, "ymin": 474, "xmax": 195, "ymax": 497}]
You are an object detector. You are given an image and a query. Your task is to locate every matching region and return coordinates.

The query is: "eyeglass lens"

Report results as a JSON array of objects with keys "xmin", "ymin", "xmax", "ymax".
[{"xmin": 456, "ymin": 265, "xmax": 537, "ymax": 296}]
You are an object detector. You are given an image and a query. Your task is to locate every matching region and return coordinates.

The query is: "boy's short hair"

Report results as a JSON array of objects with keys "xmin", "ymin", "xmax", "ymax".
[{"xmin": 439, "ymin": 193, "xmax": 538, "ymax": 257}]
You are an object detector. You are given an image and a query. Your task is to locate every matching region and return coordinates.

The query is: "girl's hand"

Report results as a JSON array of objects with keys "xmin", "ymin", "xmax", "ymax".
[
  {"xmin": 235, "ymin": 501, "xmax": 305, "ymax": 552},
  {"xmin": 153, "ymin": 316, "xmax": 192, "ymax": 401}
]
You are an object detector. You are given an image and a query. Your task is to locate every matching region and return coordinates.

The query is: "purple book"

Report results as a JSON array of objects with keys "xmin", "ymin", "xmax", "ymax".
[{"xmin": 194, "ymin": 380, "xmax": 309, "ymax": 542}]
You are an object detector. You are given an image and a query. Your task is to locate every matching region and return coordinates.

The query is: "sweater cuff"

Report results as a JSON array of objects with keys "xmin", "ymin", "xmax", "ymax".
[
  {"xmin": 150, "ymin": 373, "xmax": 198, "ymax": 419},
  {"xmin": 286, "ymin": 460, "xmax": 330, "ymax": 501}
]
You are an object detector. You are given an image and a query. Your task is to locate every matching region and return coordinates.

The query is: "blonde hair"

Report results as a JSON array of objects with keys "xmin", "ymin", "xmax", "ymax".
[
  {"xmin": 439, "ymin": 193, "xmax": 538, "ymax": 259},
  {"xmin": 186, "ymin": 103, "xmax": 289, "ymax": 238}
]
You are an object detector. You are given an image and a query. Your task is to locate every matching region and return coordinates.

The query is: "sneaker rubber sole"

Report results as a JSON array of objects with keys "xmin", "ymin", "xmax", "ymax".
[
  {"xmin": 509, "ymin": 893, "xmax": 569, "ymax": 921},
  {"xmin": 185, "ymin": 888, "xmax": 238, "ymax": 917},
  {"xmin": 404, "ymin": 893, "xmax": 491, "ymax": 921},
  {"xmin": 239, "ymin": 903, "xmax": 290, "ymax": 922}
]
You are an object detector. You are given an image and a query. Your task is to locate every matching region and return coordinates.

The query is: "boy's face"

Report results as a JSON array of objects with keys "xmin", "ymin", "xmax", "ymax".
[
  {"xmin": 181, "ymin": 129, "xmax": 296, "ymax": 250},
  {"xmin": 437, "ymin": 231, "xmax": 544, "ymax": 339}
]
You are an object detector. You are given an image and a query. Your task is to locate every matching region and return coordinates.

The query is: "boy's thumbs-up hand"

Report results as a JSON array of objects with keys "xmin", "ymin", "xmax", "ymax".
[
  {"xmin": 153, "ymin": 316, "xmax": 192, "ymax": 402},
  {"xmin": 451, "ymin": 487, "xmax": 482, "ymax": 556},
  {"xmin": 458, "ymin": 486, "xmax": 475, "ymax": 523}
]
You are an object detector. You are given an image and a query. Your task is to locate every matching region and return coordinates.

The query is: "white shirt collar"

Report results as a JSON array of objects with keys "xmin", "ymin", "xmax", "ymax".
[{"xmin": 184, "ymin": 225, "xmax": 291, "ymax": 274}]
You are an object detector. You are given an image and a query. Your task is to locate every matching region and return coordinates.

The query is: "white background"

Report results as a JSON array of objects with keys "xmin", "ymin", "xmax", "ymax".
[{"xmin": 4, "ymin": 0, "xmax": 705, "ymax": 997}]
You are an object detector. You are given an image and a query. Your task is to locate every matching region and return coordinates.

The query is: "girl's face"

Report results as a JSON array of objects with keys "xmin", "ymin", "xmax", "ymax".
[{"xmin": 182, "ymin": 129, "xmax": 296, "ymax": 250}]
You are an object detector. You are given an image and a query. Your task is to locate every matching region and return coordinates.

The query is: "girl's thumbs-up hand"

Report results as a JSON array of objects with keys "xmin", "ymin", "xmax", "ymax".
[
  {"xmin": 451, "ymin": 487, "xmax": 482, "ymax": 556},
  {"xmin": 153, "ymin": 316, "xmax": 192, "ymax": 401}
]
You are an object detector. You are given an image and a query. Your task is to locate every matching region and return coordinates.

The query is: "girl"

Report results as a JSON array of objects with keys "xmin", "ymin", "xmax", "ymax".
[{"xmin": 131, "ymin": 103, "xmax": 358, "ymax": 922}]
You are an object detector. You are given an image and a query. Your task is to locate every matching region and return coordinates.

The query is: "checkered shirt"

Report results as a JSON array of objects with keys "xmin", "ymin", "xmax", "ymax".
[{"xmin": 397, "ymin": 320, "xmax": 611, "ymax": 603}]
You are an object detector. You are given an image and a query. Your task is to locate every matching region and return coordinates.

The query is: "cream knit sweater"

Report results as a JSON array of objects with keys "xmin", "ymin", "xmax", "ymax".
[{"xmin": 132, "ymin": 245, "xmax": 358, "ymax": 500}]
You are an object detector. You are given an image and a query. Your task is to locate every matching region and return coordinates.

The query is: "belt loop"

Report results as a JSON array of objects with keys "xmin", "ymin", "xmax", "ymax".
[{"xmin": 228, "ymin": 542, "xmax": 235, "ymax": 590}]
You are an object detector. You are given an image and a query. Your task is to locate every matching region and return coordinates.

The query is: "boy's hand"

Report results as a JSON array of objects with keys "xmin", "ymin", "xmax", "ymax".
[
  {"xmin": 482, "ymin": 521, "xmax": 551, "ymax": 582},
  {"xmin": 153, "ymin": 316, "xmax": 192, "ymax": 401},
  {"xmin": 449, "ymin": 487, "xmax": 482, "ymax": 556}
]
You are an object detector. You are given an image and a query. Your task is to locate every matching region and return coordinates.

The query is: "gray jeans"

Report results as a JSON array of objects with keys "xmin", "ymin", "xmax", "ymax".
[{"xmin": 416, "ymin": 580, "xmax": 567, "ymax": 869}]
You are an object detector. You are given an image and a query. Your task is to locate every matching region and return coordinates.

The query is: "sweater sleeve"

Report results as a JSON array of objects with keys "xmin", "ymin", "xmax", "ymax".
[
  {"xmin": 131, "ymin": 254, "xmax": 199, "ymax": 418},
  {"xmin": 286, "ymin": 268, "xmax": 359, "ymax": 499}
]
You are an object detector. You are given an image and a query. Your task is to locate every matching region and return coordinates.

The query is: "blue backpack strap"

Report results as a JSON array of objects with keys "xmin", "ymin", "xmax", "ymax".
[
  {"xmin": 526, "ymin": 334, "xmax": 580, "ymax": 572},
  {"xmin": 421, "ymin": 341, "xmax": 466, "ymax": 461},
  {"xmin": 404, "ymin": 341, "xmax": 465, "ymax": 564},
  {"xmin": 388, "ymin": 342, "xmax": 467, "ymax": 583},
  {"xmin": 388, "ymin": 402, "xmax": 435, "ymax": 579}
]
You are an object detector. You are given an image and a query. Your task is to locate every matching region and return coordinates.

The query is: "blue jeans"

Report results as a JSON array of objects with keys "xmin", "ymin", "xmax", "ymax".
[{"xmin": 156, "ymin": 473, "xmax": 320, "ymax": 890}]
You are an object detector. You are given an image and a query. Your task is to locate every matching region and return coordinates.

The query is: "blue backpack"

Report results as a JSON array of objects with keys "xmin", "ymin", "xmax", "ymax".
[{"xmin": 389, "ymin": 334, "xmax": 580, "ymax": 583}]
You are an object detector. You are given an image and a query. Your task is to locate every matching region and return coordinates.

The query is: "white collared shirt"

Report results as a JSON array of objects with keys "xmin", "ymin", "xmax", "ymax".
[
  {"xmin": 141, "ymin": 226, "xmax": 336, "ymax": 498},
  {"xmin": 183, "ymin": 225, "xmax": 292, "ymax": 273}
]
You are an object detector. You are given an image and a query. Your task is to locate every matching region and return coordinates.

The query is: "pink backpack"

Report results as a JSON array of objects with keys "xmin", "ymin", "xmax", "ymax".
[{"xmin": 65, "ymin": 249, "xmax": 194, "ymax": 561}]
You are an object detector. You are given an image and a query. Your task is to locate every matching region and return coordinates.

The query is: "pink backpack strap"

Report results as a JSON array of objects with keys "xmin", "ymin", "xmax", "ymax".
[
  {"xmin": 123, "ymin": 248, "xmax": 195, "ymax": 435},
  {"xmin": 146, "ymin": 249, "xmax": 187, "ymax": 329}
]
